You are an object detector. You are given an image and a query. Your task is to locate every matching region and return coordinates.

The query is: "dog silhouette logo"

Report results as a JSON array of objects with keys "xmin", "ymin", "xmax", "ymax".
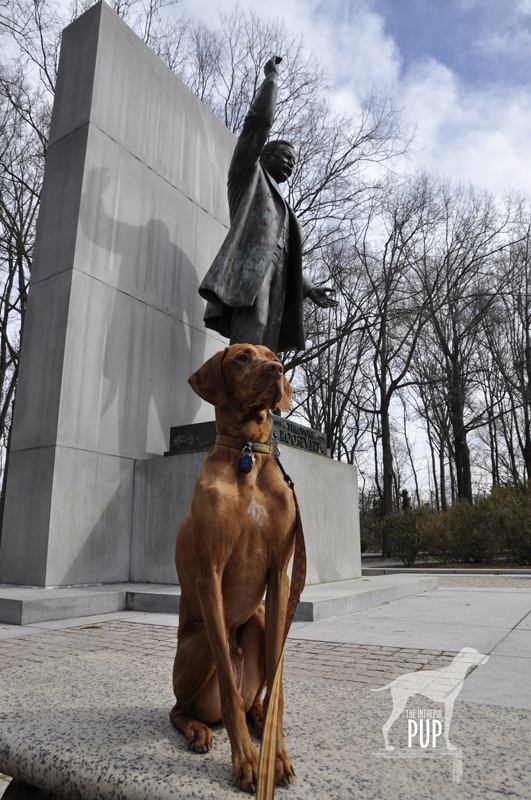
[{"xmin": 373, "ymin": 647, "xmax": 489, "ymax": 751}]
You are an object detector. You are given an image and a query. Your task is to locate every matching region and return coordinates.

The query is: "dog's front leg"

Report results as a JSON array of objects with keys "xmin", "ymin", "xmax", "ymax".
[
  {"xmin": 197, "ymin": 571, "xmax": 258, "ymax": 792},
  {"xmin": 264, "ymin": 569, "xmax": 295, "ymax": 786}
]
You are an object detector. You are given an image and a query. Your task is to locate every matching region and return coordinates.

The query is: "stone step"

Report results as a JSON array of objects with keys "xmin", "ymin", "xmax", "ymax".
[
  {"xmin": 0, "ymin": 575, "xmax": 437, "ymax": 626},
  {"xmin": 295, "ymin": 574, "xmax": 438, "ymax": 622}
]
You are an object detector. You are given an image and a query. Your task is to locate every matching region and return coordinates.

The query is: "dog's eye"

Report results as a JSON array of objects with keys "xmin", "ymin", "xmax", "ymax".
[{"xmin": 236, "ymin": 354, "xmax": 248, "ymax": 362}]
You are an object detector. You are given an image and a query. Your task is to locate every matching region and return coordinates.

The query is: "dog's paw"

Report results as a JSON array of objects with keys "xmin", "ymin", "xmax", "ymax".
[
  {"xmin": 232, "ymin": 744, "xmax": 259, "ymax": 793},
  {"xmin": 185, "ymin": 721, "xmax": 213, "ymax": 753},
  {"xmin": 275, "ymin": 749, "xmax": 295, "ymax": 787}
]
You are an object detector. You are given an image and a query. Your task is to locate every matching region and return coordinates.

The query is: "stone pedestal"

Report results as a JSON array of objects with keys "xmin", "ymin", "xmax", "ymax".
[{"xmin": 131, "ymin": 439, "xmax": 360, "ymax": 588}]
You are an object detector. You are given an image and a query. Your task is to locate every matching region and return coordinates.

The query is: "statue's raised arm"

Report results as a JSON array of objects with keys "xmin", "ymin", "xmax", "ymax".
[
  {"xmin": 228, "ymin": 56, "xmax": 282, "ymax": 183},
  {"xmin": 199, "ymin": 56, "xmax": 337, "ymax": 354}
]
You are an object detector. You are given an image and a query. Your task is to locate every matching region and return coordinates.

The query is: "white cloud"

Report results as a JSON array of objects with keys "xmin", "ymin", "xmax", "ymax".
[
  {"xmin": 179, "ymin": 0, "xmax": 400, "ymax": 98},
  {"xmin": 397, "ymin": 58, "xmax": 531, "ymax": 194},
  {"xmin": 178, "ymin": 0, "xmax": 531, "ymax": 196}
]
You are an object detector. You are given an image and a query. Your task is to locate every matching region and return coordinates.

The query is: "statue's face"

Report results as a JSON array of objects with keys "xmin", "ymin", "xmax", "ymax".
[{"xmin": 263, "ymin": 145, "xmax": 296, "ymax": 183}]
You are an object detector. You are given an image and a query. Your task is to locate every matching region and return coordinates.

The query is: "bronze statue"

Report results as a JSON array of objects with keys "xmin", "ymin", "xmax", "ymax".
[{"xmin": 199, "ymin": 56, "xmax": 337, "ymax": 353}]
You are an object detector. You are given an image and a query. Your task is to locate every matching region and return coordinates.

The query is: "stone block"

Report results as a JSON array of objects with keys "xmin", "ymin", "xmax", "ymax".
[
  {"xmin": 131, "ymin": 448, "xmax": 360, "ymax": 587},
  {"xmin": 278, "ymin": 446, "xmax": 360, "ymax": 585},
  {"xmin": 44, "ymin": 447, "xmax": 135, "ymax": 586},
  {"xmin": 130, "ymin": 452, "xmax": 206, "ymax": 584},
  {"xmin": 48, "ymin": 4, "xmax": 100, "ymax": 144},
  {"xmin": 0, "ymin": 447, "xmax": 56, "ymax": 586},
  {"xmin": 0, "ymin": 591, "xmax": 127, "ymax": 626},
  {"xmin": 31, "ymin": 125, "xmax": 89, "ymax": 285},
  {"xmin": 10, "ymin": 271, "xmax": 72, "ymax": 452}
]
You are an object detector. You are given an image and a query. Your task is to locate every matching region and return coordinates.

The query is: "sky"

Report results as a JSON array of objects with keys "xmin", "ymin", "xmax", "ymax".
[{"xmin": 178, "ymin": 0, "xmax": 531, "ymax": 197}]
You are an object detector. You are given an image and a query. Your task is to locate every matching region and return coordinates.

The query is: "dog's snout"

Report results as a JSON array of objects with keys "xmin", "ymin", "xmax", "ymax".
[{"xmin": 263, "ymin": 360, "xmax": 284, "ymax": 376}]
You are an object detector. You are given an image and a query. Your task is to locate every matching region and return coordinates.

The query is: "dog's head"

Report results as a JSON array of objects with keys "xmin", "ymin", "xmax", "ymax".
[
  {"xmin": 188, "ymin": 344, "xmax": 292, "ymax": 413},
  {"xmin": 455, "ymin": 647, "xmax": 489, "ymax": 668}
]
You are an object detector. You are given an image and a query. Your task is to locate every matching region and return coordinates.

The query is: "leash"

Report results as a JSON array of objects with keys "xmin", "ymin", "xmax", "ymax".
[
  {"xmin": 256, "ymin": 452, "xmax": 306, "ymax": 800},
  {"xmin": 214, "ymin": 434, "xmax": 307, "ymax": 798}
]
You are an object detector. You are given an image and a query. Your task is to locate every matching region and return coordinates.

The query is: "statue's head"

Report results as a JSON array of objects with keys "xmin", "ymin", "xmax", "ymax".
[{"xmin": 260, "ymin": 140, "xmax": 296, "ymax": 183}]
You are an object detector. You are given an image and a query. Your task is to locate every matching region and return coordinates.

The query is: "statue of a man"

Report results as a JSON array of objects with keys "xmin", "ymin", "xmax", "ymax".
[{"xmin": 199, "ymin": 56, "xmax": 337, "ymax": 353}]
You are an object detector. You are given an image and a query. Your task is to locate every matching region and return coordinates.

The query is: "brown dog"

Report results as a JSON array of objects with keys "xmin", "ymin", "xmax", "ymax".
[{"xmin": 170, "ymin": 343, "xmax": 296, "ymax": 793}]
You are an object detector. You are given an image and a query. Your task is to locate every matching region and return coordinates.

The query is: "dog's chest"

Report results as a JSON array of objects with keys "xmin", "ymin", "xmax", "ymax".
[{"xmin": 246, "ymin": 495, "xmax": 269, "ymax": 528}]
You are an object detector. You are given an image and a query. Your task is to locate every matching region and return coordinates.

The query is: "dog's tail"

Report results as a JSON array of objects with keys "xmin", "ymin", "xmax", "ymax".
[{"xmin": 371, "ymin": 679, "xmax": 397, "ymax": 693}]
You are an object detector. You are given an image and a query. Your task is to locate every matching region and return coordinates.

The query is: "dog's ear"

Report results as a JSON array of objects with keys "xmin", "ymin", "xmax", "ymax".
[
  {"xmin": 275, "ymin": 375, "xmax": 292, "ymax": 412},
  {"xmin": 188, "ymin": 348, "xmax": 228, "ymax": 407}
]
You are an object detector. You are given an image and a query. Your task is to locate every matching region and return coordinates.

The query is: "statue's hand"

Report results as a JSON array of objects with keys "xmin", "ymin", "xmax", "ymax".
[
  {"xmin": 307, "ymin": 287, "xmax": 339, "ymax": 308},
  {"xmin": 264, "ymin": 56, "xmax": 282, "ymax": 76}
]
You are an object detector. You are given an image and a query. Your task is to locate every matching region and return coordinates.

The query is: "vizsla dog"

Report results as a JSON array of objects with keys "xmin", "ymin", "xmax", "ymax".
[{"xmin": 170, "ymin": 343, "xmax": 296, "ymax": 793}]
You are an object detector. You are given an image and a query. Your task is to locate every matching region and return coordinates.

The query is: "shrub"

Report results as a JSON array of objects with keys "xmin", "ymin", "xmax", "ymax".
[
  {"xmin": 428, "ymin": 485, "xmax": 528, "ymax": 565},
  {"xmin": 500, "ymin": 483, "xmax": 531, "ymax": 566},
  {"xmin": 423, "ymin": 512, "xmax": 454, "ymax": 563},
  {"xmin": 378, "ymin": 508, "xmax": 433, "ymax": 567},
  {"xmin": 360, "ymin": 538, "xmax": 368, "ymax": 553},
  {"xmin": 376, "ymin": 483, "xmax": 531, "ymax": 567}
]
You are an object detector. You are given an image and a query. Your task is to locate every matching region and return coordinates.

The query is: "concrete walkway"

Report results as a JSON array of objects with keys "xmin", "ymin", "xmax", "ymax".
[{"xmin": 0, "ymin": 575, "xmax": 530, "ymax": 799}]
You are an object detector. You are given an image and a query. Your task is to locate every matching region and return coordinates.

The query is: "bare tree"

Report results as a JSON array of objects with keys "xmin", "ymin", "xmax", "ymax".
[
  {"xmin": 286, "ymin": 243, "xmax": 372, "ymax": 462},
  {"xmin": 348, "ymin": 174, "xmax": 439, "ymax": 552},
  {"xmin": 483, "ymin": 212, "xmax": 531, "ymax": 480},
  {"xmin": 416, "ymin": 182, "xmax": 514, "ymax": 504}
]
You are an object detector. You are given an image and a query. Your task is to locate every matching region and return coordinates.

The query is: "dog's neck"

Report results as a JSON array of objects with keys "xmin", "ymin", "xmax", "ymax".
[{"xmin": 215, "ymin": 403, "xmax": 272, "ymax": 443}]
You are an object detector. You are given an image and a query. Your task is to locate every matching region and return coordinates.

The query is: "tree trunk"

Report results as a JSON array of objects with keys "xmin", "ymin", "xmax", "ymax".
[
  {"xmin": 381, "ymin": 399, "xmax": 394, "ymax": 556},
  {"xmin": 449, "ymin": 361, "xmax": 473, "ymax": 504},
  {"xmin": 439, "ymin": 440, "xmax": 447, "ymax": 512}
]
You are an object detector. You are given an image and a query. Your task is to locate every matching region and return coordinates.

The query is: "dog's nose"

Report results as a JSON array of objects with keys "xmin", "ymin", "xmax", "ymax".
[{"xmin": 263, "ymin": 360, "xmax": 284, "ymax": 376}]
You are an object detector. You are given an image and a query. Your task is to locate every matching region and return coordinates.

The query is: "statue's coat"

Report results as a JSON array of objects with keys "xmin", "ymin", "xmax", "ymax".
[{"xmin": 199, "ymin": 73, "xmax": 309, "ymax": 352}]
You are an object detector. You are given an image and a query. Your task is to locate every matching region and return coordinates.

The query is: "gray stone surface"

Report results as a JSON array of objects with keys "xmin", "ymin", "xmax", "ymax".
[
  {"xmin": 130, "ymin": 453, "xmax": 204, "ymax": 585},
  {"xmin": 0, "ymin": 2, "xmax": 234, "ymax": 587},
  {"xmin": 131, "ymin": 446, "xmax": 360, "ymax": 587},
  {"xmin": 295, "ymin": 574, "xmax": 438, "ymax": 621},
  {"xmin": 289, "ymin": 586, "xmax": 531, "ymax": 655},
  {"xmin": 0, "ymin": 652, "xmax": 529, "ymax": 800},
  {"xmin": 0, "ymin": 574, "xmax": 434, "ymax": 626}
]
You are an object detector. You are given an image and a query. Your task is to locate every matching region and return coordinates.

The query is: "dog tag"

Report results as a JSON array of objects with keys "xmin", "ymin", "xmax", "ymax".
[{"xmin": 238, "ymin": 453, "xmax": 255, "ymax": 473}]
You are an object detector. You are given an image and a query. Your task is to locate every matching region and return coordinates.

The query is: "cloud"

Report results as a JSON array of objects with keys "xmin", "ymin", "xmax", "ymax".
[
  {"xmin": 397, "ymin": 57, "xmax": 531, "ymax": 194},
  {"xmin": 178, "ymin": 0, "xmax": 400, "ymax": 97},
  {"xmin": 177, "ymin": 0, "xmax": 531, "ymax": 196}
]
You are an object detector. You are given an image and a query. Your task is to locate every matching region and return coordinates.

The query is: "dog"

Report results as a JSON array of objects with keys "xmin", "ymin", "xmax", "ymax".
[
  {"xmin": 170, "ymin": 343, "xmax": 296, "ymax": 793},
  {"xmin": 373, "ymin": 647, "xmax": 489, "ymax": 750}
]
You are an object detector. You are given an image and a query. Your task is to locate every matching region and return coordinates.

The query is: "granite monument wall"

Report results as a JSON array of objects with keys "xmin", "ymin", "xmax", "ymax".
[{"xmin": 0, "ymin": 2, "xmax": 232, "ymax": 586}]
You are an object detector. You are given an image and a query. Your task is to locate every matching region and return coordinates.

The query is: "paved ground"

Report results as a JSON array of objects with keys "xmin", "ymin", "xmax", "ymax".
[{"xmin": 0, "ymin": 574, "xmax": 530, "ymax": 798}]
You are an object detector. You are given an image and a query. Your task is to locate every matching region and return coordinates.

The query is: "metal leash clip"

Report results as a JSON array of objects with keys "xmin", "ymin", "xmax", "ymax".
[
  {"xmin": 238, "ymin": 442, "xmax": 255, "ymax": 474},
  {"xmin": 271, "ymin": 443, "xmax": 294, "ymax": 489}
]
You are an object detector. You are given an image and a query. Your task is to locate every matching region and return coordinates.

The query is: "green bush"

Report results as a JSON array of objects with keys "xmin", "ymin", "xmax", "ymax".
[
  {"xmin": 360, "ymin": 538, "xmax": 368, "ymax": 553},
  {"xmin": 428, "ymin": 495, "xmax": 505, "ymax": 564},
  {"xmin": 446, "ymin": 499, "xmax": 502, "ymax": 563},
  {"xmin": 378, "ymin": 508, "xmax": 433, "ymax": 567},
  {"xmin": 499, "ymin": 483, "xmax": 531, "ymax": 566},
  {"xmin": 377, "ymin": 483, "xmax": 531, "ymax": 567},
  {"xmin": 422, "ymin": 512, "xmax": 453, "ymax": 563}
]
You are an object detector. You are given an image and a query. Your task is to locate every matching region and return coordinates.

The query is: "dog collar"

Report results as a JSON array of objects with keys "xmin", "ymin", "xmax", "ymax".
[{"xmin": 215, "ymin": 434, "xmax": 273, "ymax": 455}]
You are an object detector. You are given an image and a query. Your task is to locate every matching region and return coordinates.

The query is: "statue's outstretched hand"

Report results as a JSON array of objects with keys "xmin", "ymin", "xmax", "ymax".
[
  {"xmin": 307, "ymin": 287, "xmax": 339, "ymax": 308},
  {"xmin": 264, "ymin": 56, "xmax": 282, "ymax": 76}
]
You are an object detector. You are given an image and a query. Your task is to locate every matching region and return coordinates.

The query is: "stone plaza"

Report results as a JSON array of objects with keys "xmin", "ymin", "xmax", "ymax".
[{"xmin": 0, "ymin": 573, "xmax": 530, "ymax": 799}]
